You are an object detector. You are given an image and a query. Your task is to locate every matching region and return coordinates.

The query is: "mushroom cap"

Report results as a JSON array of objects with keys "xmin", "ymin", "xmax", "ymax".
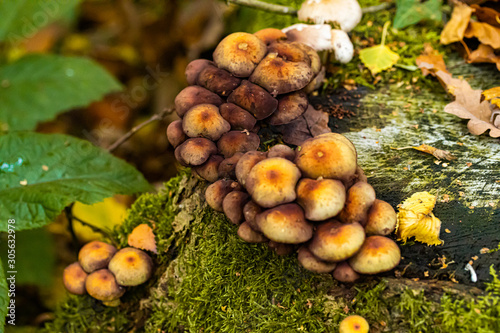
[
  {"xmin": 205, "ymin": 179, "xmax": 242, "ymax": 212},
  {"xmin": 193, "ymin": 154, "xmax": 224, "ymax": 183},
  {"xmin": 175, "ymin": 137, "xmax": 217, "ymax": 166},
  {"xmin": 304, "ymin": 66, "xmax": 325, "ymax": 94},
  {"xmin": 298, "ymin": 0, "xmax": 362, "ymax": 32},
  {"xmin": 213, "ymin": 32, "xmax": 267, "ymax": 77},
  {"xmin": 63, "ymin": 262, "xmax": 88, "ymax": 295},
  {"xmin": 339, "ymin": 315, "xmax": 369, "ymax": 333},
  {"xmin": 219, "ymin": 103, "xmax": 257, "ymax": 131},
  {"xmin": 166, "ymin": 119, "xmax": 186, "ymax": 148},
  {"xmin": 243, "ymin": 200, "xmax": 263, "ymax": 231},
  {"xmin": 108, "ymin": 247, "xmax": 154, "ymax": 286},
  {"xmin": 246, "ymin": 157, "xmax": 301, "ymax": 208},
  {"xmin": 309, "ymin": 221, "xmax": 365, "ymax": 262},
  {"xmin": 282, "ymin": 24, "xmax": 332, "ymax": 52},
  {"xmin": 78, "ymin": 241, "xmax": 117, "ymax": 273},
  {"xmin": 295, "ymin": 133, "xmax": 357, "ymax": 181},
  {"xmin": 218, "ymin": 152, "xmax": 244, "ymax": 179},
  {"xmin": 297, "ymin": 246, "xmax": 337, "ymax": 273},
  {"xmin": 331, "ymin": 29, "xmax": 354, "ymax": 63},
  {"xmin": 217, "ymin": 130, "xmax": 260, "ymax": 158},
  {"xmin": 174, "ymin": 86, "xmax": 223, "ymax": 117},
  {"xmin": 85, "ymin": 269, "xmax": 125, "ymax": 302},
  {"xmin": 237, "ymin": 222, "xmax": 268, "ymax": 243},
  {"xmin": 249, "ymin": 52, "xmax": 314, "ymax": 96},
  {"xmin": 348, "ymin": 236, "xmax": 401, "ymax": 275},
  {"xmin": 182, "ymin": 104, "xmax": 231, "ymax": 141},
  {"xmin": 267, "ymin": 144, "xmax": 296, "ymax": 161},
  {"xmin": 268, "ymin": 241, "xmax": 295, "ymax": 256},
  {"xmin": 197, "ymin": 65, "xmax": 242, "ymax": 96},
  {"xmin": 254, "ymin": 28, "xmax": 287, "ymax": 45},
  {"xmin": 185, "ymin": 59, "xmax": 215, "ymax": 85},
  {"xmin": 296, "ymin": 178, "xmax": 346, "ymax": 221},
  {"xmin": 338, "ymin": 181, "xmax": 376, "ymax": 225},
  {"xmin": 256, "ymin": 203, "xmax": 313, "ymax": 244},
  {"xmin": 223, "ymin": 191, "xmax": 249, "ymax": 225},
  {"xmin": 235, "ymin": 151, "xmax": 268, "ymax": 187},
  {"xmin": 227, "ymin": 80, "xmax": 278, "ymax": 120},
  {"xmin": 267, "ymin": 41, "xmax": 312, "ymax": 65},
  {"xmin": 292, "ymin": 42, "xmax": 322, "ymax": 75},
  {"xmin": 365, "ymin": 199, "xmax": 397, "ymax": 236},
  {"xmin": 332, "ymin": 261, "xmax": 361, "ymax": 283},
  {"xmin": 268, "ymin": 91, "xmax": 309, "ymax": 125}
]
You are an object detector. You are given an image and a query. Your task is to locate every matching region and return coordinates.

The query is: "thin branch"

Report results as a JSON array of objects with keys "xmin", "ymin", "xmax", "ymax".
[
  {"xmin": 361, "ymin": 2, "xmax": 393, "ymax": 14},
  {"xmin": 227, "ymin": 0, "xmax": 297, "ymax": 15},
  {"xmin": 107, "ymin": 107, "xmax": 174, "ymax": 152},
  {"xmin": 64, "ymin": 203, "xmax": 79, "ymax": 251}
]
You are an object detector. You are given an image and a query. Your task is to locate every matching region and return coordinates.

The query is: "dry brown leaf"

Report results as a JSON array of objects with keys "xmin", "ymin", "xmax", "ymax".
[
  {"xmin": 440, "ymin": 3, "xmax": 474, "ymax": 45},
  {"xmin": 467, "ymin": 44, "xmax": 500, "ymax": 71},
  {"xmin": 416, "ymin": 44, "xmax": 448, "ymax": 76},
  {"xmin": 128, "ymin": 223, "xmax": 158, "ymax": 253},
  {"xmin": 471, "ymin": 5, "xmax": 500, "ymax": 28},
  {"xmin": 434, "ymin": 70, "xmax": 472, "ymax": 96},
  {"xmin": 391, "ymin": 144, "xmax": 456, "ymax": 161},
  {"xmin": 278, "ymin": 106, "xmax": 331, "ymax": 145},
  {"xmin": 464, "ymin": 21, "xmax": 500, "ymax": 49},
  {"xmin": 303, "ymin": 105, "xmax": 331, "ymax": 137}
]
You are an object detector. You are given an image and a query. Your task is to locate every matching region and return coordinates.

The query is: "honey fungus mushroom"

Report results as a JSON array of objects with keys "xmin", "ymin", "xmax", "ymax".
[
  {"xmin": 297, "ymin": 246, "xmax": 337, "ymax": 273},
  {"xmin": 332, "ymin": 261, "xmax": 361, "ymax": 283},
  {"xmin": 268, "ymin": 91, "xmax": 309, "ymax": 126},
  {"xmin": 108, "ymin": 247, "xmax": 154, "ymax": 286},
  {"xmin": 219, "ymin": 103, "xmax": 257, "ymax": 131},
  {"xmin": 237, "ymin": 222, "xmax": 267, "ymax": 243},
  {"xmin": 348, "ymin": 236, "xmax": 401, "ymax": 274},
  {"xmin": 235, "ymin": 151, "xmax": 267, "ymax": 187},
  {"xmin": 166, "ymin": 120, "xmax": 187, "ymax": 148},
  {"xmin": 63, "ymin": 262, "xmax": 88, "ymax": 295},
  {"xmin": 365, "ymin": 199, "xmax": 397, "ymax": 236},
  {"xmin": 78, "ymin": 241, "xmax": 117, "ymax": 273},
  {"xmin": 339, "ymin": 315, "xmax": 369, "ymax": 333},
  {"xmin": 175, "ymin": 138, "xmax": 217, "ymax": 166},
  {"xmin": 182, "ymin": 104, "xmax": 230, "ymax": 141},
  {"xmin": 205, "ymin": 179, "xmax": 241, "ymax": 212},
  {"xmin": 296, "ymin": 177, "xmax": 346, "ymax": 221},
  {"xmin": 223, "ymin": 191, "xmax": 249, "ymax": 225},
  {"xmin": 185, "ymin": 59, "xmax": 215, "ymax": 85},
  {"xmin": 85, "ymin": 269, "xmax": 125, "ymax": 302},
  {"xmin": 267, "ymin": 144, "xmax": 295, "ymax": 161},
  {"xmin": 243, "ymin": 200, "xmax": 262, "ymax": 231},
  {"xmin": 197, "ymin": 66, "xmax": 242, "ymax": 97},
  {"xmin": 254, "ymin": 28, "xmax": 287, "ymax": 45},
  {"xmin": 227, "ymin": 80, "xmax": 278, "ymax": 120},
  {"xmin": 193, "ymin": 155, "xmax": 224, "ymax": 183},
  {"xmin": 174, "ymin": 86, "xmax": 223, "ymax": 117},
  {"xmin": 217, "ymin": 131, "xmax": 260, "ymax": 158},
  {"xmin": 339, "ymin": 182, "xmax": 376, "ymax": 225}
]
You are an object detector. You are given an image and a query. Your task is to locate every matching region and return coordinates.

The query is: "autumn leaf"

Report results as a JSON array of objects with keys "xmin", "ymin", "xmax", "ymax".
[
  {"xmin": 416, "ymin": 44, "xmax": 448, "ymax": 76},
  {"xmin": 467, "ymin": 44, "xmax": 500, "ymax": 71},
  {"xmin": 360, "ymin": 22, "xmax": 400, "ymax": 75},
  {"xmin": 393, "ymin": 0, "xmax": 442, "ymax": 29},
  {"xmin": 128, "ymin": 223, "xmax": 157, "ymax": 254},
  {"xmin": 391, "ymin": 144, "xmax": 456, "ymax": 161},
  {"xmin": 277, "ymin": 106, "xmax": 331, "ymax": 146},
  {"xmin": 464, "ymin": 21, "xmax": 500, "ymax": 49},
  {"xmin": 471, "ymin": 5, "xmax": 500, "ymax": 28},
  {"xmin": 440, "ymin": 2, "xmax": 473, "ymax": 45}
]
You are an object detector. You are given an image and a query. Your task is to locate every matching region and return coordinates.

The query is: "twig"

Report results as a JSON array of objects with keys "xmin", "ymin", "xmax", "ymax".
[
  {"xmin": 107, "ymin": 107, "xmax": 174, "ymax": 152},
  {"xmin": 361, "ymin": 2, "xmax": 393, "ymax": 14},
  {"xmin": 227, "ymin": 0, "xmax": 297, "ymax": 15},
  {"xmin": 73, "ymin": 215, "xmax": 119, "ymax": 247}
]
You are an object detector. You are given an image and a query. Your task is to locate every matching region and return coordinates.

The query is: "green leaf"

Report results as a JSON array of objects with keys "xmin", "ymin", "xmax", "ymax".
[
  {"xmin": 0, "ymin": 257, "xmax": 8, "ymax": 332},
  {"xmin": 0, "ymin": 54, "xmax": 122, "ymax": 131},
  {"xmin": 0, "ymin": 132, "xmax": 151, "ymax": 231},
  {"xmin": 0, "ymin": 0, "xmax": 80, "ymax": 42},
  {"xmin": 360, "ymin": 45, "xmax": 400, "ymax": 76},
  {"xmin": 393, "ymin": 0, "xmax": 442, "ymax": 29}
]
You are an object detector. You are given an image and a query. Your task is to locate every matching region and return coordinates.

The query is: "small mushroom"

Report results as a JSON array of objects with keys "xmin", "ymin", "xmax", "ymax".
[
  {"xmin": 85, "ymin": 269, "xmax": 125, "ymax": 302},
  {"xmin": 78, "ymin": 241, "xmax": 117, "ymax": 273},
  {"xmin": 254, "ymin": 28, "xmax": 287, "ymax": 45},
  {"xmin": 213, "ymin": 32, "xmax": 267, "ymax": 77},
  {"xmin": 182, "ymin": 104, "xmax": 231, "ymax": 141},
  {"xmin": 268, "ymin": 241, "xmax": 295, "ymax": 256},
  {"xmin": 185, "ymin": 59, "xmax": 215, "ymax": 85},
  {"xmin": 246, "ymin": 157, "xmax": 301, "ymax": 208},
  {"xmin": 222, "ymin": 191, "xmax": 249, "ymax": 224},
  {"xmin": 330, "ymin": 29, "xmax": 354, "ymax": 63},
  {"xmin": 282, "ymin": 24, "xmax": 333, "ymax": 52},
  {"xmin": 175, "ymin": 138, "xmax": 217, "ymax": 166},
  {"xmin": 218, "ymin": 152, "xmax": 244, "ymax": 179},
  {"xmin": 296, "ymin": 178, "xmax": 346, "ymax": 221},
  {"xmin": 237, "ymin": 221, "xmax": 267, "ymax": 243},
  {"xmin": 267, "ymin": 41, "xmax": 312, "ymax": 65},
  {"xmin": 166, "ymin": 120, "xmax": 186, "ymax": 148},
  {"xmin": 332, "ymin": 261, "xmax": 361, "ymax": 283},
  {"xmin": 339, "ymin": 315, "xmax": 369, "ymax": 333},
  {"xmin": 365, "ymin": 199, "xmax": 397, "ymax": 236},
  {"xmin": 297, "ymin": 0, "xmax": 362, "ymax": 33},
  {"xmin": 205, "ymin": 179, "xmax": 241, "ymax": 212},
  {"xmin": 63, "ymin": 262, "xmax": 88, "ymax": 295},
  {"xmin": 348, "ymin": 236, "xmax": 401, "ymax": 275},
  {"xmin": 309, "ymin": 220, "xmax": 365, "ymax": 262},
  {"xmin": 227, "ymin": 80, "xmax": 278, "ymax": 120},
  {"xmin": 297, "ymin": 246, "xmax": 337, "ymax": 273},
  {"xmin": 219, "ymin": 103, "xmax": 257, "ymax": 131},
  {"xmin": 304, "ymin": 66, "xmax": 325, "ymax": 94},
  {"xmin": 197, "ymin": 66, "xmax": 242, "ymax": 96},
  {"xmin": 108, "ymin": 247, "xmax": 154, "ymax": 286},
  {"xmin": 193, "ymin": 155, "xmax": 224, "ymax": 183},
  {"xmin": 267, "ymin": 144, "xmax": 295, "ymax": 161},
  {"xmin": 217, "ymin": 131, "xmax": 260, "ymax": 158},
  {"xmin": 235, "ymin": 151, "xmax": 268, "ymax": 187},
  {"xmin": 268, "ymin": 91, "xmax": 309, "ymax": 125},
  {"xmin": 256, "ymin": 203, "xmax": 313, "ymax": 244},
  {"xmin": 174, "ymin": 86, "xmax": 223, "ymax": 117},
  {"xmin": 292, "ymin": 42, "xmax": 322, "ymax": 75},
  {"xmin": 338, "ymin": 182, "xmax": 376, "ymax": 225},
  {"xmin": 243, "ymin": 200, "xmax": 262, "ymax": 231}
]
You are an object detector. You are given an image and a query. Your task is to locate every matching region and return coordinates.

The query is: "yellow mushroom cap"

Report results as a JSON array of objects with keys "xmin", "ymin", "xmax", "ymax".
[
  {"xmin": 108, "ymin": 247, "xmax": 154, "ymax": 287},
  {"xmin": 296, "ymin": 177, "xmax": 346, "ymax": 221},
  {"xmin": 348, "ymin": 235, "xmax": 401, "ymax": 274},
  {"xmin": 297, "ymin": 246, "xmax": 337, "ymax": 273},
  {"xmin": 63, "ymin": 262, "xmax": 88, "ymax": 295},
  {"xmin": 85, "ymin": 269, "xmax": 125, "ymax": 302},
  {"xmin": 182, "ymin": 104, "xmax": 230, "ymax": 141},
  {"xmin": 309, "ymin": 221, "xmax": 365, "ymax": 262},
  {"xmin": 339, "ymin": 315, "xmax": 369, "ymax": 333},
  {"xmin": 365, "ymin": 199, "xmax": 397, "ymax": 236},
  {"xmin": 78, "ymin": 241, "xmax": 117, "ymax": 273},
  {"xmin": 254, "ymin": 28, "xmax": 287, "ymax": 45},
  {"xmin": 237, "ymin": 222, "xmax": 267, "ymax": 243}
]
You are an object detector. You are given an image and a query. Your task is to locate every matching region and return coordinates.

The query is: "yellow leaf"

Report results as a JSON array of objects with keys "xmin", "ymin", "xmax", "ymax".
[
  {"xmin": 464, "ymin": 21, "xmax": 500, "ymax": 49},
  {"xmin": 440, "ymin": 2, "xmax": 473, "ymax": 45},
  {"xmin": 482, "ymin": 87, "xmax": 500, "ymax": 101},
  {"xmin": 360, "ymin": 45, "xmax": 400, "ymax": 75}
]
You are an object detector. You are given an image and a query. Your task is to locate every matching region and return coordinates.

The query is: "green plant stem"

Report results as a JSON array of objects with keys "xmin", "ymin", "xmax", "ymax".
[
  {"xmin": 380, "ymin": 21, "xmax": 390, "ymax": 46},
  {"xmin": 362, "ymin": 2, "xmax": 393, "ymax": 13}
]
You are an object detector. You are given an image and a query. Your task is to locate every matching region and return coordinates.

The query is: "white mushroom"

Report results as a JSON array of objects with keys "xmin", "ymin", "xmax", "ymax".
[
  {"xmin": 298, "ymin": 0, "xmax": 362, "ymax": 32},
  {"xmin": 330, "ymin": 29, "xmax": 354, "ymax": 63},
  {"xmin": 282, "ymin": 23, "xmax": 332, "ymax": 51}
]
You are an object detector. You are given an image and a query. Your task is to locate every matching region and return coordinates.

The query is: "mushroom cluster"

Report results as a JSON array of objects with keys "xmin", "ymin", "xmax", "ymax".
[{"xmin": 62, "ymin": 240, "xmax": 154, "ymax": 306}]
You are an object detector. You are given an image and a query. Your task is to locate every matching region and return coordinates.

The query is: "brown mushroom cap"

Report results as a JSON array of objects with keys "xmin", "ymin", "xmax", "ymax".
[
  {"xmin": 227, "ymin": 80, "xmax": 278, "ymax": 120},
  {"xmin": 108, "ymin": 247, "xmax": 153, "ymax": 287},
  {"xmin": 254, "ymin": 28, "xmax": 287, "ymax": 45},
  {"xmin": 256, "ymin": 203, "xmax": 313, "ymax": 244},
  {"xmin": 296, "ymin": 178, "xmax": 346, "ymax": 221},
  {"xmin": 348, "ymin": 236, "xmax": 401, "ymax": 275},
  {"xmin": 268, "ymin": 91, "xmax": 309, "ymax": 125},
  {"xmin": 364, "ymin": 200, "xmax": 397, "ymax": 236},
  {"xmin": 176, "ymin": 138, "xmax": 217, "ymax": 166},
  {"xmin": 205, "ymin": 179, "xmax": 242, "ymax": 212},
  {"xmin": 292, "ymin": 42, "xmax": 321, "ymax": 75},
  {"xmin": 197, "ymin": 66, "xmax": 242, "ymax": 96},
  {"xmin": 267, "ymin": 144, "xmax": 296, "ymax": 161},
  {"xmin": 63, "ymin": 262, "xmax": 88, "ymax": 295},
  {"xmin": 304, "ymin": 66, "xmax": 325, "ymax": 94},
  {"xmin": 243, "ymin": 200, "xmax": 262, "ymax": 231},
  {"xmin": 267, "ymin": 41, "xmax": 312, "ymax": 65},
  {"xmin": 219, "ymin": 103, "xmax": 257, "ymax": 131},
  {"xmin": 339, "ymin": 315, "xmax": 369, "ymax": 333},
  {"xmin": 237, "ymin": 221, "xmax": 268, "ymax": 243},
  {"xmin": 297, "ymin": 246, "xmax": 337, "ymax": 273},
  {"xmin": 309, "ymin": 221, "xmax": 365, "ymax": 262},
  {"xmin": 246, "ymin": 157, "xmax": 301, "ymax": 208},
  {"xmin": 217, "ymin": 131, "xmax": 260, "ymax": 158},
  {"xmin": 249, "ymin": 52, "xmax": 314, "ymax": 96},
  {"xmin": 193, "ymin": 155, "xmax": 224, "ymax": 183},
  {"xmin": 182, "ymin": 104, "xmax": 231, "ymax": 141},
  {"xmin": 235, "ymin": 151, "xmax": 268, "ymax": 186},
  {"xmin": 332, "ymin": 261, "xmax": 361, "ymax": 283},
  {"xmin": 166, "ymin": 120, "xmax": 187, "ymax": 148},
  {"xmin": 223, "ymin": 191, "xmax": 250, "ymax": 225},
  {"xmin": 78, "ymin": 241, "xmax": 117, "ymax": 273},
  {"xmin": 218, "ymin": 152, "xmax": 244, "ymax": 179},
  {"xmin": 295, "ymin": 133, "xmax": 357, "ymax": 181},
  {"xmin": 213, "ymin": 32, "xmax": 267, "ymax": 77},
  {"xmin": 338, "ymin": 182, "xmax": 376, "ymax": 225},
  {"xmin": 85, "ymin": 269, "xmax": 125, "ymax": 302},
  {"xmin": 174, "ymin": 86, "xmax": 223, "ymax": 117},
  {"xmin": 185, "ymin": 59, "xmax": 215, "ymax": 85}
]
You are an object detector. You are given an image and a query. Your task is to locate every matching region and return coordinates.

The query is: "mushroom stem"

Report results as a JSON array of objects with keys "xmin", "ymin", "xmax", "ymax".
[{"xmin": 227, "ymin": 0, "xmax": 297, "ymax": 15}]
